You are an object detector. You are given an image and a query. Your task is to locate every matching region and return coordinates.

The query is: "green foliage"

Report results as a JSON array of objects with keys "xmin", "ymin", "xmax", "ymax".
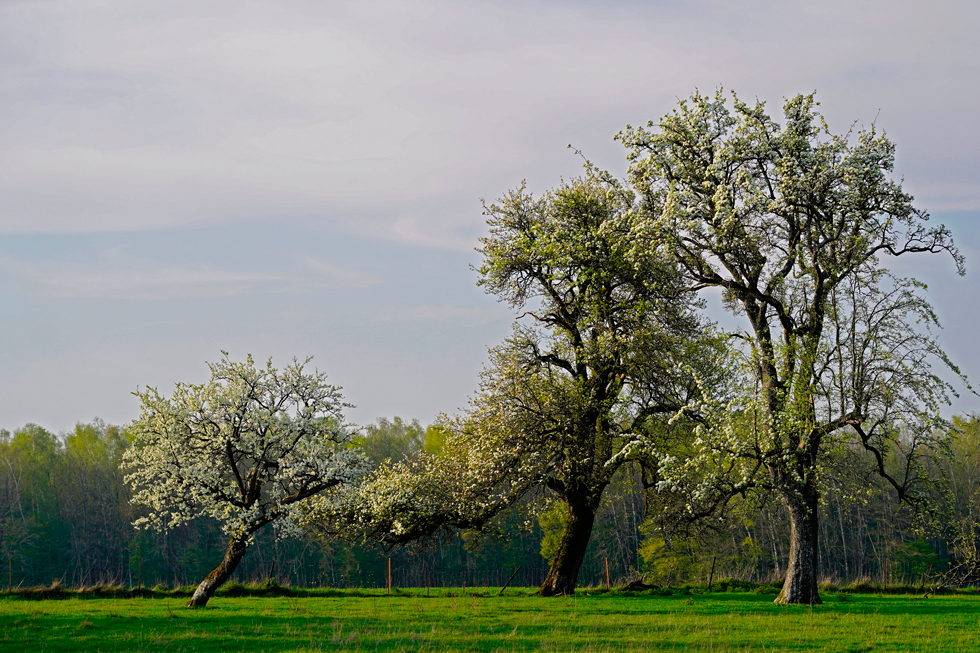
[
  {"xmin": 423, "ymin": 425, "xmax": 448, "ymax": 456},
  {"xmin": 0, "ymin": 421, "xmax": 133, "ymax": 587},
  {"xmin": 895, "ymin": 539, "xmax": 944, "ymax": 578},
  {"xmin": 637, "ymin": 533, "xmax": 693, "ymax": 586},
  {"xmin": 537, "ymin": 502, "xmax": 567, "ymax": 564},
  {"xmin": 355, "ymin": 417, "xmax": 426, "ymax": 466}
]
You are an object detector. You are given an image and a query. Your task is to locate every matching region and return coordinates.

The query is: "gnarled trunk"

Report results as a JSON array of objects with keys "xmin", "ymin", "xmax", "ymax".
[
  {"xmin": 186, "ymin": 536, "xmax": 248, "ymax": 607},
  {"xmin": 539, "ymin": 499, "xmax": 597, "ymax": 596},
  {"xmin": 775, "ymin": 484, "xmax": 822, "ymax": 605}
]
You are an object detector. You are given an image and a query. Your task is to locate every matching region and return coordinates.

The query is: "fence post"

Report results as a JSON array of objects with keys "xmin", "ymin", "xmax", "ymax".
[
  {"xmin": 605, "ymin": 558, "xmax": 611, "ymax": 590},
  {"xmin": 500, "ymin": 566, "xmax": 522, "ymax": 596},
  {"xmin": 707, "ymin": 556, "xmax": 717, "ymax": 590},
  {"xmin": 387, "ymin": 558, "xmax": 391, "ymax": 595}
]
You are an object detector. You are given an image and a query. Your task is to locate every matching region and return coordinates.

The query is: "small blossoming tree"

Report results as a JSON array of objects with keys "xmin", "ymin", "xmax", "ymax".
[{"xmin": 122, "ymin": 353, "xmax": 367, "ymax": 607}]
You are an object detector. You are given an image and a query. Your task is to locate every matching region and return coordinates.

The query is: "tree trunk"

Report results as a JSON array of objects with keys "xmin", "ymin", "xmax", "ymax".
[
  {"xmin": 186, "ymin": 535, "xmax": 248, "ymax": 608},
  {"xmin": 775, "ymin": 485, "xmax": 822, "ymax": 605},
  {"xmin": 539, "ymin": 500, "xmax": 597, "ymax": 596}
]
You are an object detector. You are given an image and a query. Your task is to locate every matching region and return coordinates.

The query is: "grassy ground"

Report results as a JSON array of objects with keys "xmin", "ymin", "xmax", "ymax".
[{"xmin": 1, "ymin": 587, "xmax": 978, "ymax": 652}]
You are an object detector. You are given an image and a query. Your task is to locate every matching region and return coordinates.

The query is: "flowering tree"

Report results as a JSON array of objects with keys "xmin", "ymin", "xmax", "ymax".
[
  {"xmin": 325, "ymin": 169, "xmax": 723, "ymax": 595},
  {"xmin": 123, "ymin": 354, "xmax": 367, "ymax": 607},
  {"xmin": 618, "ymin": 90, "xmax": 967, "ymax": 604}
]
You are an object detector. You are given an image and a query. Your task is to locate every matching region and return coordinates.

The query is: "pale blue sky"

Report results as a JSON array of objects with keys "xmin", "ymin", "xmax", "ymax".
[{"xmin": 2, "ymin": 0, "xmax": 979, "ymax": 432}]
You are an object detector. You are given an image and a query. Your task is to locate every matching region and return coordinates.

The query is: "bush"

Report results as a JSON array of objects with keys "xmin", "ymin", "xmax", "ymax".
[
  {"xmin": 219, "ymin": 581, "xmax": 247, "ymax": 597},
  {"xmin": 713, "ymin": 579, "xmax": 757, "ymax": 592}
]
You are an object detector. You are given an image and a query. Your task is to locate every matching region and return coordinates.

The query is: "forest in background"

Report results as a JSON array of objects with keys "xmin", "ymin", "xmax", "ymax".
[{"xmin": 2, "ymin": 414, "xmax": 976, "ymax": 591}]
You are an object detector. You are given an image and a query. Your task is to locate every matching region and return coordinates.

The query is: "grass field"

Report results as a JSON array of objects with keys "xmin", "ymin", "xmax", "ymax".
[{"xmin": 1, "ymin": 586, "xmax": 978, "ymax": 652}]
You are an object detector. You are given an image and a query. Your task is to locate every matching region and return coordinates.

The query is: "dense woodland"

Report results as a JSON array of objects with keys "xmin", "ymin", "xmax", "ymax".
[{"xmin": 1, "ymin": 415, "xmax": 976, "ymax": 590}]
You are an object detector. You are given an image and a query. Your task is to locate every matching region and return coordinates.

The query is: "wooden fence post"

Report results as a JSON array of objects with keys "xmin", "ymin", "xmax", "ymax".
[
  {"xmin": 387, "ymin": 558, "xmax": 391, "ymax": 595},
  {"xmin": 500, "ymin": 566, "xmax": 522, "ymax": 596},
  {"xmin": 605, "ymin": 558, "xmax": 611, "ymax": 590}
]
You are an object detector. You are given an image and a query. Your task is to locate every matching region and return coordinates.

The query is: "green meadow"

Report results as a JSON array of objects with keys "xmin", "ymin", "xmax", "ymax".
[{"xmin": 1, "ymin": 587, "xmax": 979, "ymax": 652}]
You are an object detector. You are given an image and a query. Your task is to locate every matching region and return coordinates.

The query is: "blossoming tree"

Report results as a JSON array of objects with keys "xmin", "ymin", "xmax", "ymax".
[
  {"xmin": 618, "ymin": 90, "xmax": 967, "ymax": 604},
  {"xmin": 123, "ymin": 354, "xmax": 367, "ymax": 607},
  {"xmin": 326, "ymin": 169, "xmax": 724, "ymax": 596}
]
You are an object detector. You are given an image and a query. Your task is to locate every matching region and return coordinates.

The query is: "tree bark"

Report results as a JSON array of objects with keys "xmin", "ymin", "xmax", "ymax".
[
  {"xmin": 539, "ymin": 499, "xmax": 597, "ymax": 596},
  {"xmin": 775, "ymin": 484, "xmax": 822, "ymax": 605},
  {"xmin": 186, "ymin": 535, "xmax": 249, "ymax": 608}
]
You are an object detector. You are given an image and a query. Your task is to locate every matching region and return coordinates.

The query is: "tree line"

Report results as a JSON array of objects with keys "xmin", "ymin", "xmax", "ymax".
[{"xmin": 1, "ymin": 415, "xmax": 977, "ymax": 592}]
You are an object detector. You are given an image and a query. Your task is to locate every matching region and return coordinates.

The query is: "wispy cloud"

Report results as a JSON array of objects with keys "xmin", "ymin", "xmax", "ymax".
[
  {"xmin": 305, "ymin": 258, "xmax": 381, "ymax": 288},
  {"xmin": 379, "ymin": 304, "xmax": 510, "ymax": 326},
  {"xmin": 11, "ymin": 262, "xmax": 294, "ymax": 299},
  {"xmin": 908, "ymin": 182, "xmax": 980, "ymax": 213},
  {"xmin": 1, "ymin": 251, "xmax": 385, "ymax": 299}
]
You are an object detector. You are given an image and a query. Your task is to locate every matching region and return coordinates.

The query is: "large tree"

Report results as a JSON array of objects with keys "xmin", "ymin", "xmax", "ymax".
[
  {"xmin": 123, "ymin": 354, "xmax": 367, "ymax": 607},
  {"xmin": 332, "ymin": 169, "xmax": 722, "ymax": 595},
  {"xmin": 618, "ymin": 90, "xmax": 967, "ymax": 604}
]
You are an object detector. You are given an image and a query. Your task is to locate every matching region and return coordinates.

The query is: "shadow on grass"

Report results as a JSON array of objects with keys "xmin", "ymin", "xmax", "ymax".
[{"xmin": 2, "ymin": 577, "xmax": 976, "ymax": 604}]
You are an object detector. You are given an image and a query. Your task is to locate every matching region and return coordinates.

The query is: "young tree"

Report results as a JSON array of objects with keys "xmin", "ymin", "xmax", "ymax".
[
  {"xmin": 618, "ymin": 90, "xmax": 967, "ymax": 603},
  {"xmin": 354, "ymin": 417, "xmax": 426, "ymax": 466},
  {"xmin": 123, "ymin": 354, "xmax": 367, "ymax": 607},
  {"xmin": 332, "ymin": 169, "xmax": 723, "ymax": 595}
]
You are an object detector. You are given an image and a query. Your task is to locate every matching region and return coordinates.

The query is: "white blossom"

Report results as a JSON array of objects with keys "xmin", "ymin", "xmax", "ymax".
[{"xmin": 122, "ymin": 353, "xmax": 369, "ymax": 543}]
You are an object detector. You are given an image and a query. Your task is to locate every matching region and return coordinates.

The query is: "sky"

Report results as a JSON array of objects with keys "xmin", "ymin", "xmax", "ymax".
[{"xmin": 1, "ymin": 0, "xmax": 979, "ymax": 433}]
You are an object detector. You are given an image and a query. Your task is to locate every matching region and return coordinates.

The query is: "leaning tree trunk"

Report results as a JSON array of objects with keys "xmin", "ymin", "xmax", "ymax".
[
  {"xmin": 186, "ymin": 535, "xmax": 249, "ymax": 607},
  {"xmin": 775, "ymin": 483, "xmax": 822, "ymax": 605},
  {"xmin": 539, "ymin": 499, "xmax": 597, "ymax": 596}
]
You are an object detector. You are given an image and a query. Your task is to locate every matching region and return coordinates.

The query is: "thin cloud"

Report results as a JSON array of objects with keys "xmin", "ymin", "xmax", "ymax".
[
  {"xmin": 9, "ymin": 261, "xmax": 293, "ymax": 299},
  {"xmin": 380, "ymin": 304, "xmax": 510, "ymax": 326},
  {"xmin": 908, "ymin": 182, "xmax": 980, "ymax": 213},
  {"xmin": 373, "ymin": 216, "xmax": 480, "ymax": 254},
  {"xmin": 305, "ymin": 258, "xmax": 381, "ymax": 288}
]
